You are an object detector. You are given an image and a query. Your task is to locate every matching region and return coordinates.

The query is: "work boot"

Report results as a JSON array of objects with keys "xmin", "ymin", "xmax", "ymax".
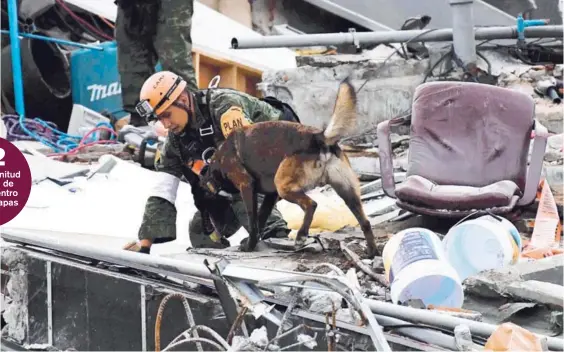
[
  {"xmin": 129, "ymin": 112, "xmax": 148, "ymax": 127},
  {"xmin": 123, "ymin": 241, "xmax": 151, "ymax": 254},
  {"xmin": 262, "ymin": 228, "xmax": 291, "ymax": 241},
  {"xmin": 189, "ymin": 231, "xmax": 230, "ymax": 249}
]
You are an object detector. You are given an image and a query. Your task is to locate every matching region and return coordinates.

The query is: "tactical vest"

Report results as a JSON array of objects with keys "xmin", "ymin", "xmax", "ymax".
[{"xmin": 176, "ymin": 89, "xmax": 301, "ymax": 174}]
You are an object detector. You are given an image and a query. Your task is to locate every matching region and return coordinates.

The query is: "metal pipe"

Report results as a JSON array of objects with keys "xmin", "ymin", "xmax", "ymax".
[
  {"xmin": 374, "ymin": 314, "xmax": 476, "ymax": 351},
  {"xmin": 0, "ymin": 30, "xmax": 105, "ymax": 51},
  {"xmin": 231, "ymin": 25, "xmax": 563, "ymax": 49},
  {"xmin": 367, "ymin": 300, "xmax": 564, "ymax": 351},
  {"xmin": 449, "ymin": 0, "xmax": 477, "ymax": 66},
  {"xmin": 7, "ymin": 0, "xmax": 25, "ymax": 116},
  {"xmin": 293, "ymin": 308, "xmax": 446, "ymax": 351},
  {"xmin": 0, "ymin": 228, "xmax": 213, "ymax": 281}
]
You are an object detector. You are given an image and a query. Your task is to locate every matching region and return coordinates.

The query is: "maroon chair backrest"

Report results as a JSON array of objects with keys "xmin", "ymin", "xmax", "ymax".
[{"xmin": 407, "ymin": 81, "xmax": 534, "ymax": 190}]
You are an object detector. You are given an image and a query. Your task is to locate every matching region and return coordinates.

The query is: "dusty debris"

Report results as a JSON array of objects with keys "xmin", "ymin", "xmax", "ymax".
[
  {"xmin": 296, "ymin": 334, "xmax": 317, "ymax": 349},
  {"xmin": 497, "ymin": 302, "xmax": 538, "ymax": 322},
  {"xmin": 340, "ymin": 241, "xmax": 388, "ymax": 287},
  {"xmin": 427, "ymin": 306, "xmax": 483, "ymax": 322},
  {"xmin": 300, "ymin": 281, "xmax": 343, "ymax": 314},
  {"xmin": 505, "ymin": 280, "xmax": 564, "ymax": 308},
  {"xmin": 1, "ymin": 248, "xmax": 29, "ymax": 344},
  {"xmin": 248, "ymin": 326, "xmax": 269, "ymax": 348},
  {"xmin": 453, "ymin": 324, "xmax": 473, "ymax": 352},
  {"xmin": 550, "ymin": 311, "xmax": 563, "ymax": 334}
]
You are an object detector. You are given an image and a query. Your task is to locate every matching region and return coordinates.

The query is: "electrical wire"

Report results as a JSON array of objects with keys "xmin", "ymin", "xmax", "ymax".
[
  {"xmin": 97, "ymin": 15, "xmax": 115, "ymax": 30},
  {"xmin": 162, "ymin": 337, "xmax": 225, "ymax": 352},
  {"xmin": 168, "ymin": 325, "xmax": 231, "ymax": 351},
  {"xmin": 1, "ymin": 113, "xmax": 118, "ymax": 156},
  {"xmin": 52, "ymin": 7, "xmax": 98, "ymax": 43},
  {"xmin": 54, "ymin": 0, "xmax": 113, "ymax": 41}
]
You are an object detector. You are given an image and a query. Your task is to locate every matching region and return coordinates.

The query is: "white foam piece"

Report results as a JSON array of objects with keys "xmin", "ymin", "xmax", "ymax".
[{"xmin": 4, "ymin": 155, "xmax": 197, "ymax": 256}]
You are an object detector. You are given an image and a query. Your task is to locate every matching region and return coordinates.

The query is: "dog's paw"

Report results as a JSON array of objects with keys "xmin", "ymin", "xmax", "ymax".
[
  {"xmin": 365, "ymin": 244, "xmax": 379, "ymax": 258},
  {"xmin": 294, "ymin": 236, "xmax": 307, "ymax": 249},
  {"xmin": 239, "ymin": 238, "xmax": 257, "ymax": 252}
]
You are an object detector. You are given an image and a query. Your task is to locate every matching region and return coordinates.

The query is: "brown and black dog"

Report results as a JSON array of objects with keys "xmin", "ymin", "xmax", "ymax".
[{"xmin": 200, "ymin": 78, "xmax": 378, "ymax": 256}]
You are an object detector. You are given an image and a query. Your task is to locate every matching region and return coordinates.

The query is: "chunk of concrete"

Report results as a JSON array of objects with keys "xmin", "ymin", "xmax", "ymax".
[
  {"xmin": 505, "ymin": 280, "xmax": 564, "ymax": 307},
  {"xmin": 463, "ymin": 268, "xmax": 522, "ymax": 298},
  {"xmin": 535, "ymin": 101, "xmax": 563, "ymax": 134},
  {"xmin": 517, "ymin": 256, "xmax": 564, "ymax": 286},
  {"xmin": 465, "ymin": 256, "xmax": 564, "ymax": 300},
  {"xmin": 261, "ymin": 58, "xmax": 429, "ymax": 136}
]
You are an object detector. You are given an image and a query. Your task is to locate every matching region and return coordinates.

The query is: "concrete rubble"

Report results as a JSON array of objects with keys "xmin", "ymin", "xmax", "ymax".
[
  {"xmin": 2, "ymin": 9, "xmax": 564, "ymax": 351},
  {"xmin": 260, "ymin": 47, "xmax": 564, "ymax": 135}
]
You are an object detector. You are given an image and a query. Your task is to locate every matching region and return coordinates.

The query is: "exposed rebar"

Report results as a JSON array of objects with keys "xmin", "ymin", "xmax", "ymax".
[{"xmin": 155, "ymin": 293, "xmax": 203, "ymax": 352}]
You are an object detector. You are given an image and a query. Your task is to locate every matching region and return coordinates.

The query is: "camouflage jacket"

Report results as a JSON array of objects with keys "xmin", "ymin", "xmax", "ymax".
[{"xmin": 137, "ymin": 88, "xmax": 283, "ymax": 240}]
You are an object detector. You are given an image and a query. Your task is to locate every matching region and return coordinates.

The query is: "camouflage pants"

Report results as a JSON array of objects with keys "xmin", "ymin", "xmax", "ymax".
[
  {"xmin": 115, "ymin": 0, "xmax": 198, "ymax": 115},
  {"xmin": 189, "ymin": 194, "xmax": 290, "ymax": 249}
]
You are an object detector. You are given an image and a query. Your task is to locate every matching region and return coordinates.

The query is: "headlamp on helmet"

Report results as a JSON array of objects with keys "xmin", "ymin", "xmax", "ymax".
[
  {"xmin": 135, "ymin": 99, "xmax": 157, "ymax": 121},
  {"xmin": 137, "ymin": 73, "xmax": 186, "ymax": 123}
]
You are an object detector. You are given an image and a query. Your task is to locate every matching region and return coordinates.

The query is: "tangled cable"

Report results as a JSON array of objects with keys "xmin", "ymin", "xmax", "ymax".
[{"xmin": 1, "ymin": 114, "xmax": 118, "ymax": 155}]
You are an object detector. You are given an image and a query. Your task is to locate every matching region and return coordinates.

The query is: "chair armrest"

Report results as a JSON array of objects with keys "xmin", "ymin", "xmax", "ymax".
[
  {"xmin": 376, "ymin": 119, "xmax": 397, "ymax": 198},
  {"xmin": 517, "ymin": 120, "xmax": 549, "ymax": 206}
]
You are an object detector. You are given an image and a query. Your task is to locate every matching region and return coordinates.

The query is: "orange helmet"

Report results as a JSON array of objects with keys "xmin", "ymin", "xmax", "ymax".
[{"xmin": 135, "ymin": 71, "xmax": 187, "ymax": 120}]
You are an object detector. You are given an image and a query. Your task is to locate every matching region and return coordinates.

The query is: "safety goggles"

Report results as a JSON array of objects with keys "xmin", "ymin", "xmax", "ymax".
[{"xmin": 135, "ymin": 76, "xmax": 184, "ymax": 122}]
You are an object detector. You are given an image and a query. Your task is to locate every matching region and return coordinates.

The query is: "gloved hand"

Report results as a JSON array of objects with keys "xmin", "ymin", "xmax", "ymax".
[
  {"xmin": 191, "ymin": 181, "xmax": 220, "ymax": 212},
  {"xmin": 198, "ymin": 164, "xmax": 222, "ymax": 195}
]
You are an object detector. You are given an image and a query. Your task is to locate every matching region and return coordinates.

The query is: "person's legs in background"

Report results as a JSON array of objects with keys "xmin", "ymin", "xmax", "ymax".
[
  {"xmin": 154, "ymin": 0, "xmax": 198, "ymax": 92},
  {"xmin": 115, "ymin": 3, "xmax": 157, "ymax": 127}
]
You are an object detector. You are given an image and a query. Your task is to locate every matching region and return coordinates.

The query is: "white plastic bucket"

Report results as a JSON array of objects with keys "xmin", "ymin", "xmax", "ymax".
[
  {"xmin": 442, "ymin": 215, "xmax": 522, "ymax": 282},
  {"xmin": 383, "ymin": 228, "xmax": 464, "ymax": 308}
]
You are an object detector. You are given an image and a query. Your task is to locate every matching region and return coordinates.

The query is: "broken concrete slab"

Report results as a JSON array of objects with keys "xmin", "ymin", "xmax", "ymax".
[
  {"xmin": 465, "ymin": 256, "xmax": 564, "ymax": 307},
  {"xmin": 464, "ymin": 256, "xmax": 564, "ymax": 298},
  {"xmin": 548, "ymin": 133, "xmax": 563, "ymax": 151},
  {"xmin": 463, "ymin": 268, "xmax": 523, "ymax": 298},
  {"xmin": 260, "ymin": 57, "xmax": 429, "ymax": 137},
  {"xmin": 517, "ymin": 256, "xmax": 564, "ymax": 286},
  {"xmin": 534, "ymin": 101, "xmax": 563, "ymax": 134},
  {"xmin": 497, "ymin": 302, "xmax": 538, "ymax": 322},
  {"xmin": 505, "ymin": 280, "xmax": 564, "ymax": 308},
  {"xmin": 550, "ymin": 311, "xmax": 563, "ymax": 333}
]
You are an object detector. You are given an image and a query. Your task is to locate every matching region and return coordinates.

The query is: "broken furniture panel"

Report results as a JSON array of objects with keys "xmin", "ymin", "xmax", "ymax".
[{"xmin": 377, "ymin": 81, "xmax": 549, "ymax": 217}]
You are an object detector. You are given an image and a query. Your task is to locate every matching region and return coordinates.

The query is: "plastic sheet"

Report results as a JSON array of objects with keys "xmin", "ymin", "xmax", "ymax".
[
  {"xmin": 484, "ymin": 322, "xmax": 544, "ymax": 352},
  {"xmin": 277, "ymin": 188, "xmax": 359, "ymax": 233}
]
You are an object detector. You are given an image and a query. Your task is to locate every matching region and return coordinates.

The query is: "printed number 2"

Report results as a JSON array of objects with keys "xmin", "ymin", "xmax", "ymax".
[{"xmin": 0, "ymin": 147, "xmax": 5, "ymax": 166}]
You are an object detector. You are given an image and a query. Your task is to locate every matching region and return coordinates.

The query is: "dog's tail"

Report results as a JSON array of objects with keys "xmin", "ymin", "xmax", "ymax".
[{"xmin": 323, "ymin": 78, "xmax": 358, "ymax": 146}]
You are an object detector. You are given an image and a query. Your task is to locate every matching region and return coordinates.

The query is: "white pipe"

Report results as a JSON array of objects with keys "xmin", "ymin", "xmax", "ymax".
[
  {"xmin": 450, "ymin": 0, "xmax": 477, "ymax": 66},
  {"xmin": 231, "ymin": 25, "xmax": 563, "ymax": 49}
]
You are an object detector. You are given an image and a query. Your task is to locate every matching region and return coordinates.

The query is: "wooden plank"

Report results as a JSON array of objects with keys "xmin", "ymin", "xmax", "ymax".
[
  {"xmin": 193, "ymin": 51, "xmax": 201, "ymax": 87},
  {"xmin": 194, "ymin": 48, "xmax": 262, "ymax": 76},
  {"xmin": 219, "ymin": 65, "xmax": 238, "ymax": 89},
  {"xmin": 198, "ymin": 62, "xmax": 220, "ymax": 89},
  {"xmin": 236, "ymin": 70, "xmax": 247, "ymax": 93},
  {"xmin": 191, "ymin": 48, "xmax": 264, "ymax": 96}
]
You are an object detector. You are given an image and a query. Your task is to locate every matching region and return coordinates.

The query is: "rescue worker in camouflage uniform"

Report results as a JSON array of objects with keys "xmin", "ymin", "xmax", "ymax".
[
  {"xmin": 114, "ymin": 0, "xmax": 198, "ymax": 127},
  {"xmin": 123, "ymin": 71, "xmax": 296, "ymax": 253}
]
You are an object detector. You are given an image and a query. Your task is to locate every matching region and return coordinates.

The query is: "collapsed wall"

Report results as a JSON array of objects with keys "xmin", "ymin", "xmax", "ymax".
[
  {"xmin": 260, "ymin": 53, "xmax": 429, "ymax": 141},
  {"xmin": 259, "ymin": 49, "xmax": 564, "ymax": 137}
]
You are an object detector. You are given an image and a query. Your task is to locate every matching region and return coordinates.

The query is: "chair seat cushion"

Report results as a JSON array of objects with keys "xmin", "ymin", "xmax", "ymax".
[{"xmin": 395, "ymin": 175, "xmax": 522, "ymax": 210}]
